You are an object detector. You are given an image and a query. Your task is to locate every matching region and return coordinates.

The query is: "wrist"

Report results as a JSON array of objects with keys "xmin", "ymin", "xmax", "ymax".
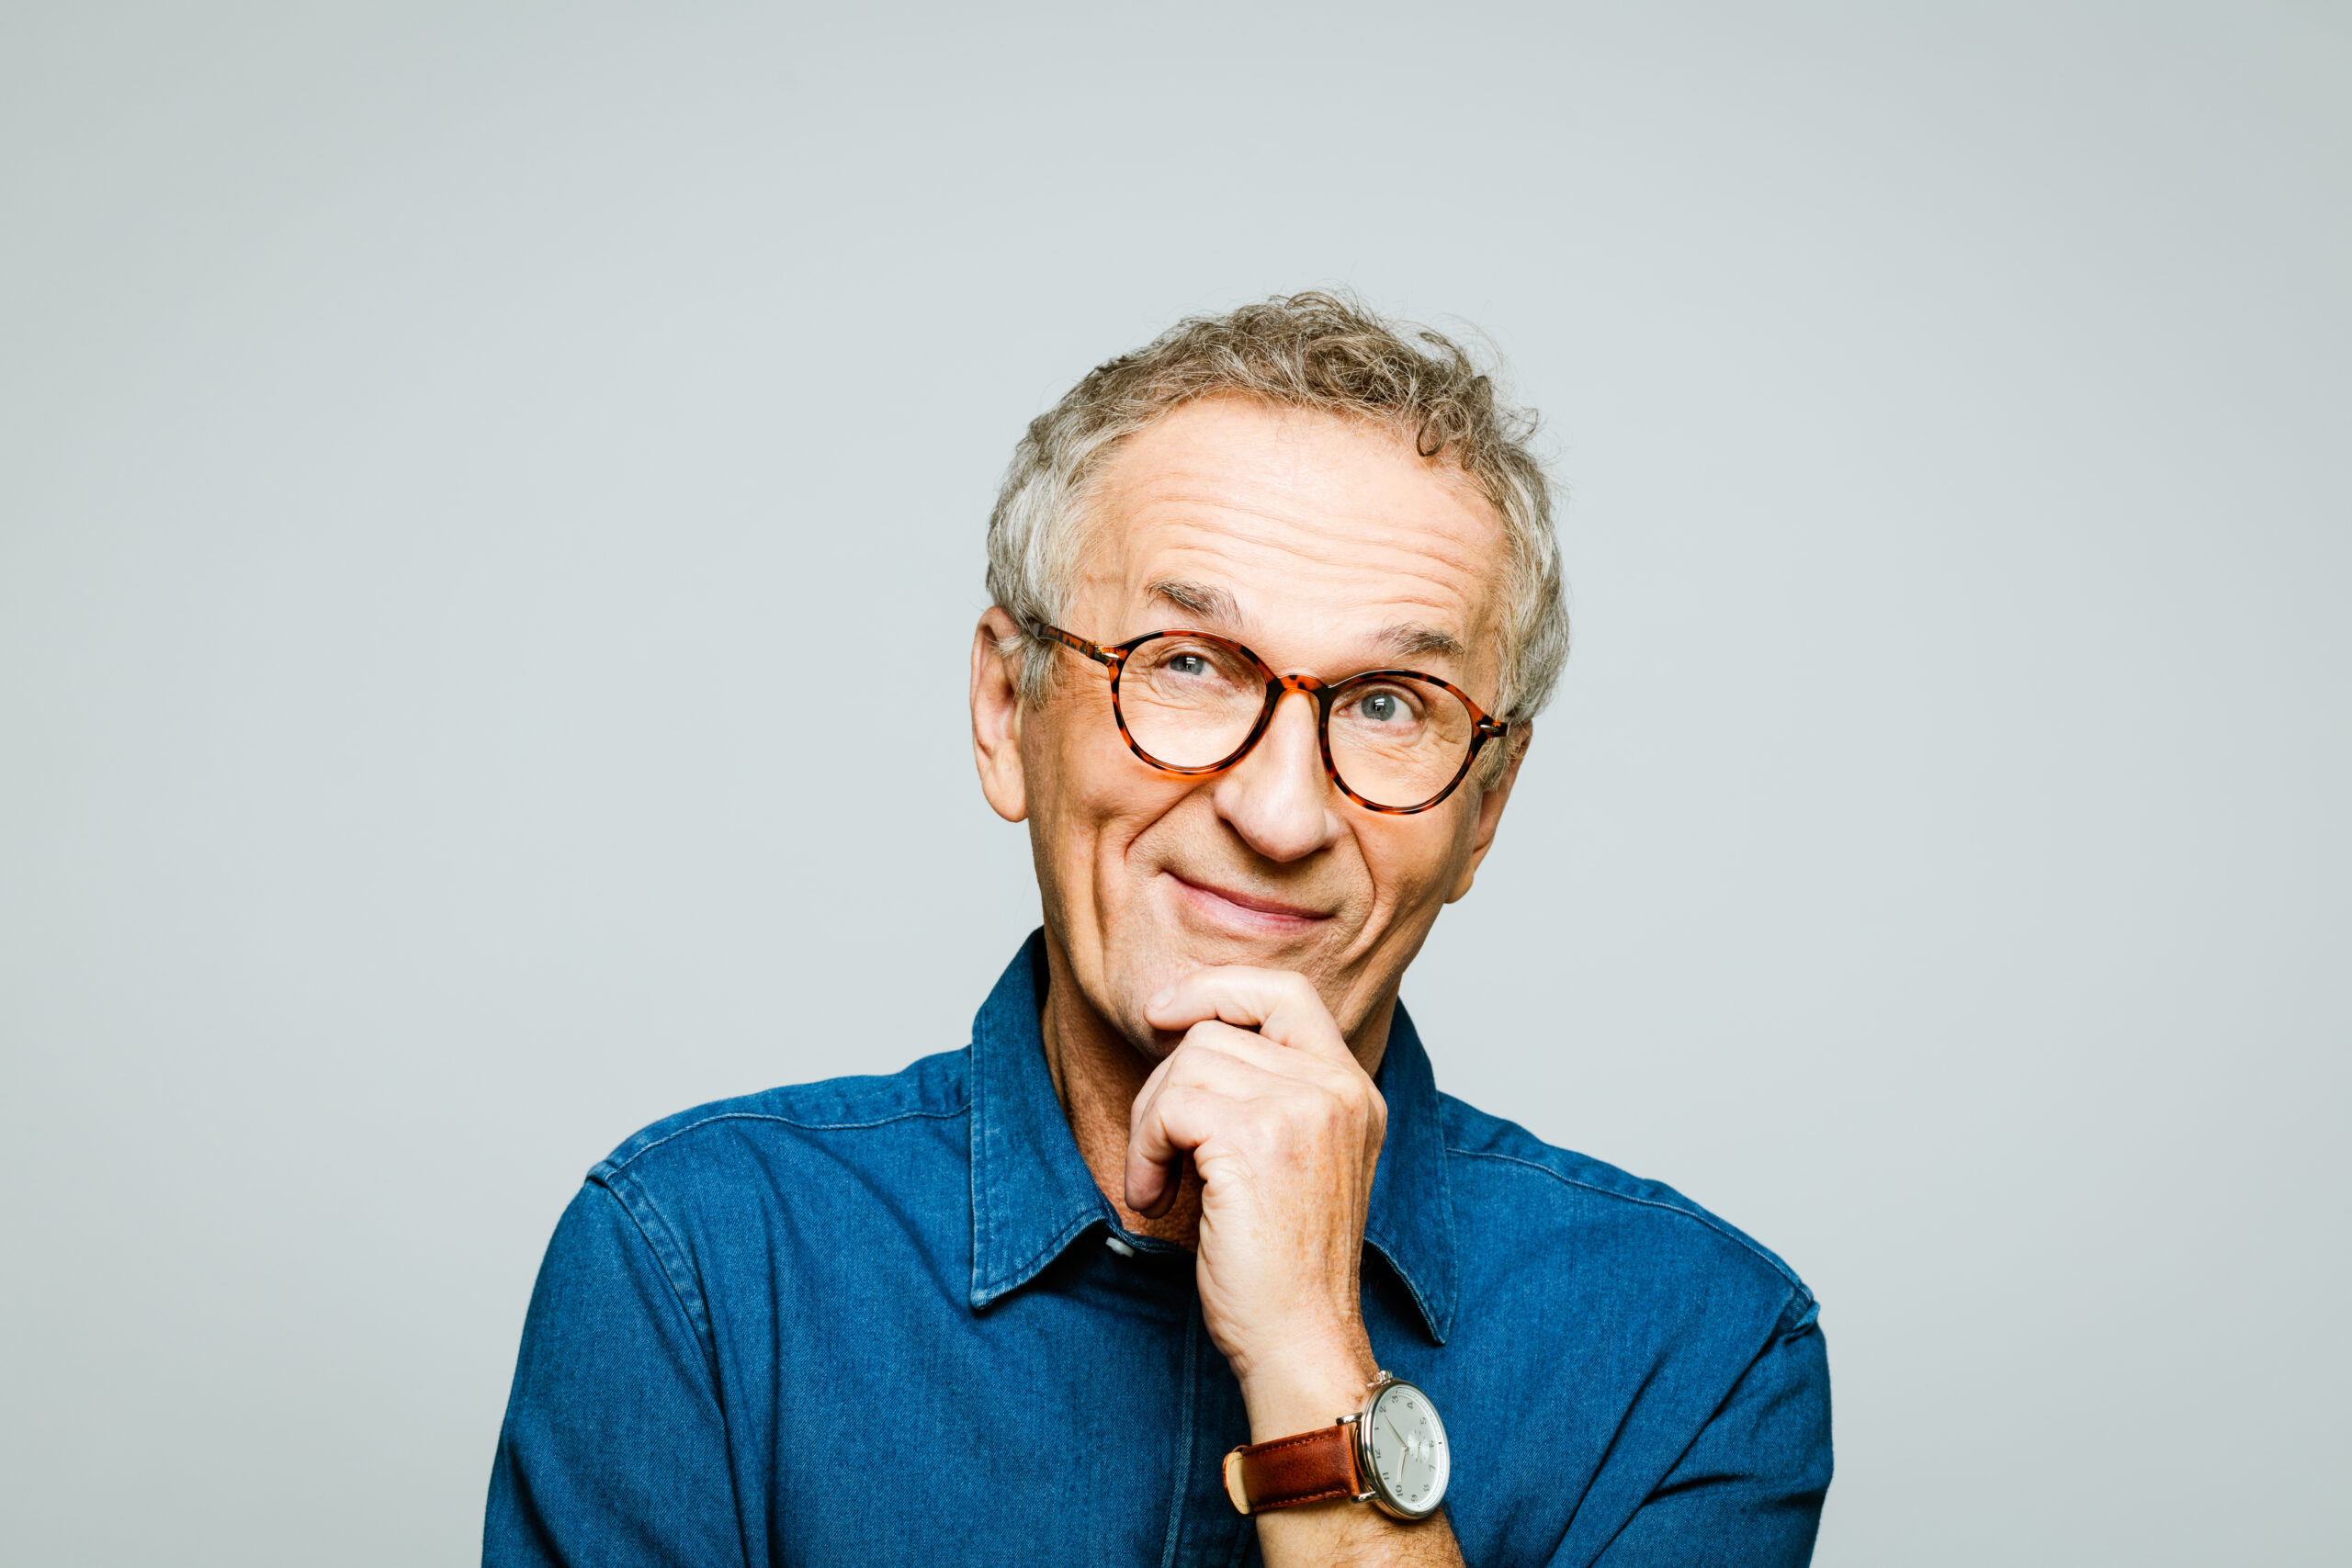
[
  {"xmin": 1227, "ymin": 1361, "xmax": 1455, "ymax": 1530},
  {"xmin": 1235, "ymin": 1328, "xmax": 1381, "ymax": 1442}
]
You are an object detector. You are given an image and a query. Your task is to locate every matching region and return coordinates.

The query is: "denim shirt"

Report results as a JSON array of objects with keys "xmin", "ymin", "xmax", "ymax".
[{"xmin": 485, "ymin": 934, "xmax": 1831, "ymax": 1565}]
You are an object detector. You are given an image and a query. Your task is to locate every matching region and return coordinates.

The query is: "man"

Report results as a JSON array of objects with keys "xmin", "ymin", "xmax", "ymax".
[{"xmin": 485, "ymin": 294, "xmax": 1832, "ymax": 1566}]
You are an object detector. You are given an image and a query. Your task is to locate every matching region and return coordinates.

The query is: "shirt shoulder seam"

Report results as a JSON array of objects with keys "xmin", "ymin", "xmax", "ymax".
[
  {"xmin": 582, "ymin": 1178, "xmax": 721, "ymax": 1385},
  {"xmin": 602, "ymin": 1104, "xmax": 969, "ymax": 1178},
  {"xmin": 1444, "ymin": 1143, "xmax": 1815, "ymax": 1303}
]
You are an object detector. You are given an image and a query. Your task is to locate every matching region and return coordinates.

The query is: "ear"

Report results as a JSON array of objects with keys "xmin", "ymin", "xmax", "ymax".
[
  {"xmin": 970, "ymin": 607, "xmax": 1030, "ymax": 823},
  {"xmin": 1446, "ymin": 726, "xmax": 1531, "ymax": 903}
]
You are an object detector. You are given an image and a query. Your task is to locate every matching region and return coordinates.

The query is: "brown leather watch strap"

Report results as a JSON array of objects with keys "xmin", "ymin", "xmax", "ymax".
[{"xmin": 1223, "ymin": 1422, "xmax": 1362, "ymax": 1514}]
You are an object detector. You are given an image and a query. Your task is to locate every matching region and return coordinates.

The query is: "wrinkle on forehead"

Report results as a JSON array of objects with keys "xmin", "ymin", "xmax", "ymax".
[
  {"xmin": 1140, "ymin": 502, "xmax": 1489, "ymax": 588},
  {"xmin": 1077, "ymin": 401, "xmax": 1508, "ymax": 685}
]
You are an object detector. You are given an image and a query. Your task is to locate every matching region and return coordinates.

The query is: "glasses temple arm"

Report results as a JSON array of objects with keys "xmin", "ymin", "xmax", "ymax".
[{"xmin": 1029, "ymin": 621, "xmax": 1114, "ymax": 665}]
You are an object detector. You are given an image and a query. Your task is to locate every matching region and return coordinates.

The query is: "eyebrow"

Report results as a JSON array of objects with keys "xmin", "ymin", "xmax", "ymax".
[
  {"xmin": 1145, "ymin": 577, "xmax": 1239, "ymax": 624},
  {"xmin": 1144, "ymin": 577, "xmax": 1466, "ymax": 668},
  {"xmin": 1379, "ymin": 624, "xmax": 1466, "ymax": 663}
]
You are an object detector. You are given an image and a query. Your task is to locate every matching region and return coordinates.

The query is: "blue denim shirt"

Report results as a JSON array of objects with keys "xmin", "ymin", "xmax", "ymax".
[{"xmin": 486, "ymin": 935, "xmax": 1830, "ymax": 1565}]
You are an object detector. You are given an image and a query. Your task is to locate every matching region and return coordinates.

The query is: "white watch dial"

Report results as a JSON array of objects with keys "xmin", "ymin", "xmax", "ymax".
[{"xmin": 1363, "ymin": 1381, "xmax": 1449, "ymax": 1515}]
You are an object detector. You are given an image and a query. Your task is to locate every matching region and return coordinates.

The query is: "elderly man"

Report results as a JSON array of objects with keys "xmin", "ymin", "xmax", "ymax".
[{"xmin": 485, "ymin": 295, "xmax": 1832, "ymax": 1566}]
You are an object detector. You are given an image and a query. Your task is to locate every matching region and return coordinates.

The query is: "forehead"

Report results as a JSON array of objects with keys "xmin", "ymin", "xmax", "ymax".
[{"xmin": 1076, "ymin": 399, "xmax": 1508, "ymax": 674}]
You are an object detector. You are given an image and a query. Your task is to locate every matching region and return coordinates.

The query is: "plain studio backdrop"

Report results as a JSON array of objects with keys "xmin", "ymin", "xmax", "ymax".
[{"xmin": 3, "ymin": 3, "xmax": 2346, "ymax": 1562}]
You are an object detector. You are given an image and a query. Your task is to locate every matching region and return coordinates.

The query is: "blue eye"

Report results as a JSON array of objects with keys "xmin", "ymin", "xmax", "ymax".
[
  {"xmin": 1170, "ymin": 654, "xmax": 1208, "ymax": 677},
  {"xmin": 1363, "ymin": 693, "xmax": 1400, "ymax": 722}
]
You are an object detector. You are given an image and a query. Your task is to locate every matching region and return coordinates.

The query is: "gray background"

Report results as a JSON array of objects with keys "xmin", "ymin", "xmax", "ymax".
[{"xmin": 3, "ymin": 3, "xmax": 2345, "ymax": 1562}]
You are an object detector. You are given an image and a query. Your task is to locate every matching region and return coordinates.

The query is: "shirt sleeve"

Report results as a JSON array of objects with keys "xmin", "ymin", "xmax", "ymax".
[
  {"xmin": 483, "ymin": 1181, "xmax": 749, "ymax": 1568},
  {"xmin": 1579, "ymin": 1303, "xmax": 1834, "ymax": 1568}
]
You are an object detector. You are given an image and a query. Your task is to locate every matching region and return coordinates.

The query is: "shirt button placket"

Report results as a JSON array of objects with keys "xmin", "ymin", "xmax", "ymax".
[{"xmin": 1157, "ymin": 1297, "xmax": 1258, "ymax": 1568}]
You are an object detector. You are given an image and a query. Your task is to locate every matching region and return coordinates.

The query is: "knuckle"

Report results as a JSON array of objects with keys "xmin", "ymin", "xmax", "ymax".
[
  {"xmin": 1168, "ymin": 1035, "xmax": 1225, "ymax": 1076},
  {"xmin": 1312, "ymin": 1064, "xmax": 1369, "ymax": 1110},
  {"xmin": 1196, "ymin": 1020, "xmax": 1253, "ymax": 1052},
  {"xmin": 1159, "ymin": 1083, "xmax": 1204, "ymax": 1116}
]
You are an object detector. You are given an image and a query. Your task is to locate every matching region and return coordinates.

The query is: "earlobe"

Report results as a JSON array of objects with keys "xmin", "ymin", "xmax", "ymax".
[
  {"xmin": 1445, "ymin": 728, "xmax": 1530, "ymax": 903},
  {"xmin": 970, "ymin": 609, "xmax": 1030, "ymax": 824}
]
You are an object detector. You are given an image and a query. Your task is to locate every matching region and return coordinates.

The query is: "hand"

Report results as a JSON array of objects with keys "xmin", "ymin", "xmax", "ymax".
[{"xmin": 1127, "ymin": 966, "xmax": 1387, "ymax": 1432}]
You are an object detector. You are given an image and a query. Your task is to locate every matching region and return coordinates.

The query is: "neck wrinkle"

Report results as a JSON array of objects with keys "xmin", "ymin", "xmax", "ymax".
[{"xmin": 1037, "ymin": 929, "xmax": 1204, "ymax": 1247}]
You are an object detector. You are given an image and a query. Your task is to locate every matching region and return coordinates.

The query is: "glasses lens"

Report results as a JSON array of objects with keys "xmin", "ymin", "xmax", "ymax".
[
  {"xmin": 1326, "ymin": 674, "xmax": 1477, "ymax": 809},
  {"xmin": 1117, "ymin": 635, "xmax": 1266, "ymax": 768}
]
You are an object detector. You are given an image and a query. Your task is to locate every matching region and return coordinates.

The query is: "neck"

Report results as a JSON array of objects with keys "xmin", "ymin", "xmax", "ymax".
[{"xmin": 1034, "ymin": 924, "xmax": 1396, "ymax": 1248}]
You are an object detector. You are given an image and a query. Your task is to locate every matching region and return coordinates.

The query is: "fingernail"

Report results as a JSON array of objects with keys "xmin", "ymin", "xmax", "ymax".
[{"xmin": 1147, "ymin": 987, "xmax": 1173, "ymax": 1010}]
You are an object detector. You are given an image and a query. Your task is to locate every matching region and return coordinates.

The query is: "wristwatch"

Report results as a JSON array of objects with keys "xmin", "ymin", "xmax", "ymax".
[{"xmin": 1222, "ymin": 1372, "xmax": 1451, "ymax": 1519}]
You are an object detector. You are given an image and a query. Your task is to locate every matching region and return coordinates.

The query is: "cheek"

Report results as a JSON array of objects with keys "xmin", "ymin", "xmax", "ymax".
[
  {"xmin": 1023, "ymin": 700, "xmax": 1190, "ymax": 863},
  {"xmin": 1355, "ymin": 806, "xmax": 1480, "ymax": 911}
]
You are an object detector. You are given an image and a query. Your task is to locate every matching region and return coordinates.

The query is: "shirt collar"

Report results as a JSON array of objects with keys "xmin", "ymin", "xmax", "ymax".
[
  {"xmin": 967, "ymin": 931, "xmax": 1116, "ymax": 1311},
  {"xmin": 1361, "ymin": 999, "xmax": 1460, "ymax": 1345},
  {"xmin": 966, "ymin": 931, "xmax": 1460, "ymax": 1345}
]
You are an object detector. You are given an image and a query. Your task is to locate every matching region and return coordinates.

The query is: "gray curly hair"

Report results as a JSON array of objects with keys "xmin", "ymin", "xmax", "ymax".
[{"xmin": 985, "ymin": 291, "xmax": 1569, "ymax": 773}]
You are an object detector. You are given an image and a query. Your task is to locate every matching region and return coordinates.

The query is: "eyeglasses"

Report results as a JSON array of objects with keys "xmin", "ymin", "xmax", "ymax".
[{"xmin": 1032, "ymin": 623, "xmax": 1510, "ymax": 815}]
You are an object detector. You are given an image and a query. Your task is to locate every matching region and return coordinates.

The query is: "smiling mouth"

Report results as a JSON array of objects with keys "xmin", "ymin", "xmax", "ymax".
[{"xmin": 1165, "ymin": 872, "xmax": 1333, "ymax": 930}]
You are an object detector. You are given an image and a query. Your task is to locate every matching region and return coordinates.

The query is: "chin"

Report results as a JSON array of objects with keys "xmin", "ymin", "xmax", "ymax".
[{"xmin": 1121, "ymin": 914, "xmax": 1355, "ymax": 1031}]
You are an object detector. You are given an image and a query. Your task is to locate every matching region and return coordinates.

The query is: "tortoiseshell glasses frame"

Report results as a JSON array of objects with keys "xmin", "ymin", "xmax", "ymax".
[{"xmin": 1031, "ymin": 622, "xmax": 1511, "ymax": 815}]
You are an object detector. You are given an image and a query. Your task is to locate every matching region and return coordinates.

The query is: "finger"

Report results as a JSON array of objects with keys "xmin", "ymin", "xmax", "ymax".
[
  {"xmin": 1136, "ymin": 1022, "xmax": 1384, "ymax": 1159},
  {"xmin": 1149, "ymin": 1019, "xmax": 1362, "ymax": 1099},
  {"xmin": 1122, "ymin": 1046, "xmax": 1196, "ymax": 1205},
  {"xmin": 1125, "ymin": 1025, "xmax": 1323, "ymax": 1214},
  {"xmin": 1141, "ymin": 966, "xmax": 1352, "ymax": 1064},
  {"xmin": 1125, "ymin": 1081, "xmax": 1232, "ymax": 1217},
  {"xmin": 1125, "ymin": 1025, "xmax": 1382, "ymax": 1215},
  {"xmin": 1158, "ymin": 1018, "xmax": 1363, "ymax": 1098},
  {"xmin": 1125, "ymin": 1027, "xmax": 1281, "ymax": 1213}
]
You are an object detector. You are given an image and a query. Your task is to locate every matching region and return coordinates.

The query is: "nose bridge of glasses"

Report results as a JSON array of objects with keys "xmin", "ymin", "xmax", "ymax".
[
  {"xmin": 1224, "ymin": 675, "xmax": 1317, "ymax": 753},
  {"xmin": 1263, "ymin": 674, "xmax": 1343, "ymax": 746},
  {"xmin": 1272, "ymin": 671, "xmax": 1329, "ymax": 699},
  {"xmin": 1239, "ymin": 680, "xmax": 1334, "ymax": 781}
]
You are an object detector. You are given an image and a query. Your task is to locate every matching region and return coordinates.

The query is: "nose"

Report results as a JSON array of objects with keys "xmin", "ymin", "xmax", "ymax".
[{"xmin": 1210, "ymin": 687, "xmax": 1344, "ymax": 863}]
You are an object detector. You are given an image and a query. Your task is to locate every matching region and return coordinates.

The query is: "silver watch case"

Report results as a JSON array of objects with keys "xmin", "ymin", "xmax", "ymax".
[{"xmin": 1340, "ymin": 1372, "xmax": 1449, "ymax": 1519}]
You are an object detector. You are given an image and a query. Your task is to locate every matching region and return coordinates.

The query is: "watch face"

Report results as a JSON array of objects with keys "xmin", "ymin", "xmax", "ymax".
[{"xmin": 1363, "ymin": 1381, "xmax": 1449, "ymax": 1517}]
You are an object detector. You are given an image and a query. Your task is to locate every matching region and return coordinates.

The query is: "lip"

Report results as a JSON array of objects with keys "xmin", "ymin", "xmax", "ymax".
[{"xmin": 1165, "ymin": 872, "xmax": 1333, "ymax": 930}]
